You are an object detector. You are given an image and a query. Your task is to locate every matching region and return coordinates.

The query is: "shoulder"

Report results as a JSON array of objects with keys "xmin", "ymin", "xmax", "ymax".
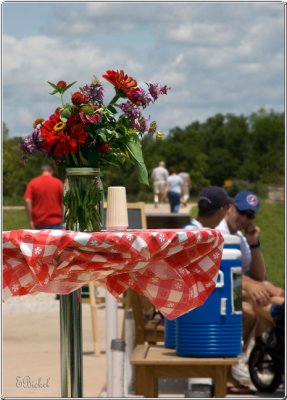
[
  {"xmin": 28, "ymin": 176, "xmax": 41, "ymax": 186},
  {"xmin": 52, "ymin": 176, "xmax": 64, "ymax": 187},
  {"xmin": 215, "ymin": 219, "xmax": 229, "ymax": 233},
  {"xmin": 185, "ymin": 219, "xmax": 202, "ymax": 229}
]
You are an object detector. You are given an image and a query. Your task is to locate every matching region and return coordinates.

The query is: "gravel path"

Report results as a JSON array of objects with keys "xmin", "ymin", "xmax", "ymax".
[{"xmin": 3, "ymin": 293, "xmax": 60, "ymax": 314}]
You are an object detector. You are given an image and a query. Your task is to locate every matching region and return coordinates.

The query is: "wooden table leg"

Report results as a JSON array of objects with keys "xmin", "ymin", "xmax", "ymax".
[
  {"xmin": 134, "ymin": 365, "xmax": 144, "ymax": 395},
  {"xmin": 143, "ymin": 366, "xmax": 158, "ymax": 398},
  {"xmin": 213, "ymin": 365, "xmax": 227, "ymax": 398}
]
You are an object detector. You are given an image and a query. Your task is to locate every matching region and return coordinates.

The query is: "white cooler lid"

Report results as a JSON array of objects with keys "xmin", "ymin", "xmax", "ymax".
[
  {"xmin": 222, "ymin": 248, "xmax": 242, "ymax": 260},
  {"xmin": 223, "ymin": 234, "xmax": 241, "ymax": 245}
]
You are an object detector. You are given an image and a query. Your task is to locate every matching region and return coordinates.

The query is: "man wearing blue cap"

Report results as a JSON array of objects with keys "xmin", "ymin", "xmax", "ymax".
[
  {"xmin": 216, "ymin": 191, "xmax": 264, "ymax": 278},
  {"xmin": 216, "ymin": 191, "xmax": 284, "ymax": 388}
]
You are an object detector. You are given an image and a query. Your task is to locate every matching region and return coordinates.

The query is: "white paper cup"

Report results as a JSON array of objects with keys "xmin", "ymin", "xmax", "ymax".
[{"xmin": 106, "ymin": 186, "xmax": 128, "ymax": 230}]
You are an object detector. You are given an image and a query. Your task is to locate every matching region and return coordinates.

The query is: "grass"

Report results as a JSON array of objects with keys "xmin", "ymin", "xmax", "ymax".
[
  {"xmin": 2, "ymin": 200, "xmax": 285, "ymax": 288},
  {"xmin": 3, "ymin": 208, "xmax": 29, "ymax": 231},
  {"xmin": 256, "ymin": 201, "xmax": 285, "ymax": 288}
]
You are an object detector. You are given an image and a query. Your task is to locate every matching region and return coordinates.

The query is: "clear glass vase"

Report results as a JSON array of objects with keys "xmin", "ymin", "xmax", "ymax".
[{"xmin": 64, "ymin": 168, "xmax": 104, "ymax": 232}]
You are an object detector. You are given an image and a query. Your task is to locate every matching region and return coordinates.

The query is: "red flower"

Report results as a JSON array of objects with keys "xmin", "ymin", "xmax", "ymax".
[
  {"xmin": 98, "ymin": 142, "xmax": 110, "ymax": 154},
  {"xmin": 57, "ymin": 81, "xmax": 67, "ymax": 89},
  {"xmin": 71, "ymin": 92, "xmax": 86, "ymax": 107},
  {"xmin": 40, "ymin": 110, "xmax": 88, "ymax": 157},
  {"xmin": 102, "ymin": 70, "xmax": 137, "ymax": 97}
]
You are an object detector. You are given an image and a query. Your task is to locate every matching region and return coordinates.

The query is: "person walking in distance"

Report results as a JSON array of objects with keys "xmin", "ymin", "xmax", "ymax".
[
  {"xmin": 151, "ymin": 161, "xmax": 169, "ymax": 208},
  {"xmin": 179, "ymin": 171, "xmax": 192, "ymax": 207},
  {"xmin": 24, "ymin": 164, "xmax": 64, "ymax": 229},
  {"xmin": 166, "ymin": 168, "xmax": 183, "ymax": 213}
]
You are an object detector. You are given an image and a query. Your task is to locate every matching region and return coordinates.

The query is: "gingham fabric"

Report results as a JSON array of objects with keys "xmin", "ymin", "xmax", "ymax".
[{"xmin": 2, "ymin": 228, "xmax": 224, "ymax": 319}]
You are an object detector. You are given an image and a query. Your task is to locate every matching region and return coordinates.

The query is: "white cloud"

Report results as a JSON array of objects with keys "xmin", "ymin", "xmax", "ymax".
[{"xmin": 3, "ymin": 2, "xmax": 284, "ymax": 139}]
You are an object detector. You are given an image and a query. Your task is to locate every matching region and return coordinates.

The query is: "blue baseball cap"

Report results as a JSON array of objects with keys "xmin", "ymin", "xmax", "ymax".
[{"xmin": 234, "ymin": 191, "xmax": 260, "ymax": 214}]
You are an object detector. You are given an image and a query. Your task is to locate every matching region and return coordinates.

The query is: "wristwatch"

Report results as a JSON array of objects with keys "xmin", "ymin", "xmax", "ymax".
[{"xmin": 249, "ymin": 239, "xmax": 260, "ymax": 249}]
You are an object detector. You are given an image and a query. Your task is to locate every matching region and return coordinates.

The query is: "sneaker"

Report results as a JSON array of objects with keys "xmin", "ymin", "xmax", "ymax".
[{"xmin": 232, "ymin": 353, "xmax": 251, "ymax": 384}]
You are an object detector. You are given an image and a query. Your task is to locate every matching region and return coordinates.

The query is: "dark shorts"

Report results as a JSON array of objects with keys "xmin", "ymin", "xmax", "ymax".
[
  {"xmin": 35, "ymin": 223, "xmax": 64, "ymax": 230},
  {"xmin": 270, "ymin": 302, "xmax": 284, "ymax": 320}
]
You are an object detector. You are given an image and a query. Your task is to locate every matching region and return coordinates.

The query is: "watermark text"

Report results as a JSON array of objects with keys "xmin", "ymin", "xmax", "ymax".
[{"xmin": 16, "ymin": 376, "xmax": 50, "ymax": 389}]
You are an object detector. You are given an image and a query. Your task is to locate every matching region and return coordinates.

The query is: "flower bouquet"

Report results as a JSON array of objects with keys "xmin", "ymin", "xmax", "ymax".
[{"xmin": 21, "ymin": 69, "xmax": 170, "ymax": 231}]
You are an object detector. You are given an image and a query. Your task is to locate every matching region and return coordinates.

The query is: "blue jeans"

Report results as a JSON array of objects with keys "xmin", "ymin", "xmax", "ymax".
[
  {"xmin": 35, "ymin": 223, "xmax": 64, "ymax": 230},
  {"xmin": 167, "ymin": 191, "xmax": 181, "ymax": 213}
]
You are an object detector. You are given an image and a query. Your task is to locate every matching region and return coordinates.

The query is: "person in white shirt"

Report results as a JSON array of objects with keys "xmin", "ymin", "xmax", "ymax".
[
  {"xmin": 166, "ymin": 168, "xmax": 183, "ymax": 213},
  {"xmin": 151, "ymin": 161, "xmax": 169, "ymax": 208},
  {"xmin": 216, "ymin": 191, "xmax": 284, "ymax": 389},
  {"xmin": 216, "ymin": 191, "xmax": 283, "ymax": 304}
]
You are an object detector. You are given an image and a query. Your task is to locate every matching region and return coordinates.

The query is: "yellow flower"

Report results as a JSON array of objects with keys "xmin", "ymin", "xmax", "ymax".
[
  {"xmin": 156, "ymin": 131, "xmax": 165, "ymax": 139},
  {"xmin": 54, "ymin": 121, "xmax": 66, "ymax": 132},
  {"xmin": 33, "ymin": 118, "xmax": 44, "ymax": 128}
]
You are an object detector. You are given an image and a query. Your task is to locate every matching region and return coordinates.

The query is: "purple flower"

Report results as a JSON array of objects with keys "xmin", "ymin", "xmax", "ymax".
[
  {"xmin": 129, "ymin": 87, "xmax": 152, "ymax": 109},
  {"xmin": 119, "ymin": 101, "xmax": 150, "ymax": 135},
  {"xmin": 134, "ymin": 115, "xmax": 150, "ymax": 135},
  {"xmin": 148, "ymin": 83, "xmax": 170, "ymax": 101},
  {"xmin": 80, "ymin": 80, "xmax": 104, "ymax": 103},
  {"xmin": 119, "ymin": 101, "xmax": 141, "ymax": 120},
  {"xmin": 21, "ymin": 126, "xmax": 46, "ymax": 155}
]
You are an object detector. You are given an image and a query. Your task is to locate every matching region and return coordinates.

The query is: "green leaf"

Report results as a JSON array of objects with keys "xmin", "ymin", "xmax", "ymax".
[
  {"xmin": 116, "ymin": 125, "xmax": 128, "ymax": 136},
  {"xmin": 61, "ymin": 106, "xmax": 72, "ymax": 122},
  {"xmin": 107, "ymin": 105, "xmax": 117, "ymax": 114},
  {"xmin": 126, "ymin": 136, "xmax": 149, "ymax": 186},
  {"xmin": 65, "ymin": 81, "xmax": 77, "ymax": 91},
  {"xmin": 98, "ymin": 132, "xmax": 107, "ymax": 141},
  {"xmin": 47, "ymin": 81, "xmax": 58, "ymax": 90}
]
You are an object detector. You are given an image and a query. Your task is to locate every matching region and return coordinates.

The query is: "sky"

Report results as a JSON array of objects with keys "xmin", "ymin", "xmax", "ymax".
[{"xmin": 2, "ymin": 1, "xmax": 285, "ymax": 138}]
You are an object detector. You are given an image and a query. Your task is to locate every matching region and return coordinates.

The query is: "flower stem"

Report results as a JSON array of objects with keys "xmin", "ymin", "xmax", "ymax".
[
  {"xmin": 107, "ymin": 92, "xmax": 121, "ymax": 107},
  {"xmin": 61, "ymin": 93, "xmax": 65, "ymax": 107},
  {"xmin": 70, "ymin": 152, "xmax": 79, "ymax": 166}
]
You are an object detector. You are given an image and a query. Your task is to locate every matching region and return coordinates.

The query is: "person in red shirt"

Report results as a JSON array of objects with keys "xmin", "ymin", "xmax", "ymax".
[{"xmin": 24, "ymin": 164, "xmax": 64, "ymax": 229}]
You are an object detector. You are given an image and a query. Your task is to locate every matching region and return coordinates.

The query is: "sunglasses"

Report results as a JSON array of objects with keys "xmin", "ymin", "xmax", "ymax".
[{"xmin": 235, "ymin": 207, "xmax": 255, "ymax": 220}]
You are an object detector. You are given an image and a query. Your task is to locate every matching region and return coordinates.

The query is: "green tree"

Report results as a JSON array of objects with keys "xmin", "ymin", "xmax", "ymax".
[
  {"xmin": 3, "ymin": 109, "xmax": 284, "ymax": 204},
  {"xmin": 3, "ymin": 137, "xmax": 58, "ymax": 205},
  {"xmin": 3, "ymin": 122, "xmax": 9, "ymax": 140},
  {"xmin": 248, "ymin": 109, "xmax": 284, "ymax": 184}
]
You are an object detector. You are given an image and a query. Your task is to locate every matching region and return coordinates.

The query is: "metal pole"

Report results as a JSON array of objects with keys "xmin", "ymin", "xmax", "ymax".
[
  {"xmin": 111, "ymin": 339, "xmax": 126, "ymax": 397},
  {"xmin": 105, "ymin": 290, "xmax": 118, "ymax": 397},
  {"xmin": 124, "ymin": 309, "xmax": 135, "ymax": 395},
  {"xmin": 60, "ymin": 289, "xmax": 83, "ymax": 397}
]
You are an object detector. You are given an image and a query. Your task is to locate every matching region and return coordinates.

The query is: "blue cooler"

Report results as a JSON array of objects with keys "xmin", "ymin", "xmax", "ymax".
[{"xmin": 176, "ymin": 234, "xmax": 242, "ymax": 357}]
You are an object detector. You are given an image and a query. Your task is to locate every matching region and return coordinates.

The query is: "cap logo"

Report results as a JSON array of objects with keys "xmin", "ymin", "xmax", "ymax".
[{"xmin": 246, "ymin": 194, "xmax": 258, "ymax": 206}]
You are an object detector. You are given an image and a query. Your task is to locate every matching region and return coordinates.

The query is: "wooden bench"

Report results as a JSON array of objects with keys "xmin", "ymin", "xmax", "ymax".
[
  {"xmin": 129, "ymin": 289, "xmax": 164, "ymax": 345},
  {"xmin": 130, "ymin": 344, "xmax": 238, "ymax": 398}
]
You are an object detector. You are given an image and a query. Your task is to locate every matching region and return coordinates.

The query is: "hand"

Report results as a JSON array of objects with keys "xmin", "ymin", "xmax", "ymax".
[
  {"xmin": 29, "ymin": 220, "xmax": 35, "ymax": 229},
  {"xmin": 245, "ymin": 281, "xmax": 271, "ymax": 307},
  {"xmin": 262, "ymin": 281, "xmax": 285, "ymax": 298},
  {"xmin": 245, "ymin": 222, "xmax": 260, "ymax": 246}
]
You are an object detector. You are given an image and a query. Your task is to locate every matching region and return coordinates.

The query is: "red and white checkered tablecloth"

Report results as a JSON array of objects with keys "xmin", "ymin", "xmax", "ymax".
[{"xmin": 2, "ymin": 228, "xmax": 224, "ymax": 319}]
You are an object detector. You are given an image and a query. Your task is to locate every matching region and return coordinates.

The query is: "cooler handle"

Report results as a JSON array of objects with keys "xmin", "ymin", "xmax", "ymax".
[
  {"xmin": 215, "ymin": 270, "xmax": 224, "ymax": 288},
  {"xmin": 220, "ymin": 298, "xmax": 227, "ymax": 315}
]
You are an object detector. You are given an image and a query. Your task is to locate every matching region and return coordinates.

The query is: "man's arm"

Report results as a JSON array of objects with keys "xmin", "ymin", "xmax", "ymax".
[
  {"xmin": 25, "ymin": 199, "xmax": 35, "ymax": 229},
  {"xmin": 242, "ymin": 275, "xmax": 270, "ymax": 306},
  {"xmin": 245, "ymin": 222, "xmax": 266, "ymax": 281}
]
